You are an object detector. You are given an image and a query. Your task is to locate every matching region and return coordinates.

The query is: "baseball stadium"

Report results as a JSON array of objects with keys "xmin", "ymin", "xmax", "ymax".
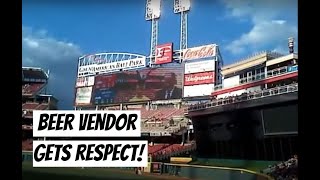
[{"xmin": 22, "ymin": 1, "xmax": 298, "ymax": 180}]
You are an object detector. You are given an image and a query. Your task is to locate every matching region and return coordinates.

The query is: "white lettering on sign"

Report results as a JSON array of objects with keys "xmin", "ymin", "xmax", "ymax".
[
  {"xmin": 185, "ymin": 74, "xmax": 213, "ymax": 82},
  {"xmin": 78, "ymin": 58, "xmax": 146, "ymax": 76},
  {"xmin": 184, "ymin": 71, "xmax": 215, "ymax": 86},
  {"xmin": 183, "ymin": 44, "xmax": 217, "ymax": 61}
]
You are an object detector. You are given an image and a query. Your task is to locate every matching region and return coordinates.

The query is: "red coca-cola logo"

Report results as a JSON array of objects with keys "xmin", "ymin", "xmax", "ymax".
[{"xmin": 183, "ymin": 45, "xmax": 215, "ymax": 60}]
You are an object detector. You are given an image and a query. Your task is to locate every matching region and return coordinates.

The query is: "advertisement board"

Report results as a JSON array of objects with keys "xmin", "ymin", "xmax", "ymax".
[
  {"xmin": 93, "ymin": 88, "xmax": 116, "ymax": 105},
  {"xmin": 183, "ymin": 44, "xmax": 217, "ymax": 61},
  {"xmin": 78, "ymin": 57, "xmax": 146, "ymax": 77},
  {"xmin": 155, "ymin": 43, "xmax": 173, "ymax": 65},
  {"xmin": 287, "ymin": 65, "xmax": 298, "ymax": 72},
  {"xmin": 183, "ymin": 84, "xmax": 215, "ymax": 97},
  {"xmin": 184, "ymin": 71, "xmax": 215, "ymax": 86},
  {"xmin": 94, "ymin": 74, "xmax": 117, "ymax": 89},
  {"xmin": 184, "ymin": 60, "xmax": 215, "ymax": 74},
  {"xmin": 170, "ymin": 157, "xmax": 192, "ymax": 163},
  {"xmin": 92, "ymin": 63, "xmax": 183, "ymax": 104},
  {"xmin": 223, "ymin": 75, "xmax": 240, "ymax": 88},
  {"xmin": 76, "ymin": 76, "xmax": 95, "ymax": 87},
  {"xmin": 75, "ymin": 87, "xmax": 93, "ymax": 105}
]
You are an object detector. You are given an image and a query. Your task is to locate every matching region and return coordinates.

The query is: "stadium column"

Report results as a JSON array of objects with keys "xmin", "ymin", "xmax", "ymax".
[
  {"xmin": 264, "ymin": 66, "xmax": 268, "ymax": 89},
  {"xmin": 187, "ymin": 129, "xmax": 190, "ymax": 142},
  {"xmin": 182, "ymin": 131, "xmax": 185, "ymax": 144}
]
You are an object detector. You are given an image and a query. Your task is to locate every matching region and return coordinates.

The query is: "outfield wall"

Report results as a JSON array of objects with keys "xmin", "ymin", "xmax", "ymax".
[
  {"xmin": 22, "ymin": 151, "xmax": 32, "ymax": 162},
  {"xmin": 152, "ymin": 162, "xmax": 272, "ymax": 180}
]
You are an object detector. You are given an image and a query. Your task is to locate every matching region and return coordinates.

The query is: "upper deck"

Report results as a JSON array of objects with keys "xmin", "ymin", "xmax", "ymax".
[{"xmin": 213, "ymin": 52, "xmax": 298, "ymax": 96}]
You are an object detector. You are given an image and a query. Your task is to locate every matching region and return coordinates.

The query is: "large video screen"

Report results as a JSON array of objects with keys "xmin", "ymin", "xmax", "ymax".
[
  {"xmin": 262, "ymin": 104, "xmax": 298, "ymax": 134},
  {"xmin": 92, "ymin": 63, "xmax": 183, "ymax": 105}
]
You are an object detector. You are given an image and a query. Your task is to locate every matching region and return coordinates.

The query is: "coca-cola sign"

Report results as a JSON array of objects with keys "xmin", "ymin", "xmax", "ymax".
[
  {"xmin": 183, "ymin": 44, "xmax": 217, "ymax": 61},
  {"xmin": 184, "ymin": 71, "xmax": 215, "ymax": 86}
]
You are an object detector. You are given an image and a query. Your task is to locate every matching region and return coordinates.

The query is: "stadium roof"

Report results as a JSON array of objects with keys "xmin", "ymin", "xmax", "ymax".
[
  {"xmin": 22, "ymin": 67, "xmax": 49, "ymax": 81},
  {"xmin": 38, "ymin": 94, "xmax": 59, "ymax": 102}
]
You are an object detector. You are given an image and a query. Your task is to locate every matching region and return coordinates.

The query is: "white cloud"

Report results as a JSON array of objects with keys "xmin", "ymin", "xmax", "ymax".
[
  {"xmin": 226, "ymin": 20, "xmax": 297, "ymax": 54},
  {"xmin": 22, "ymin": 26, "xmax": 82, "ymax": 109},
  {"xmin": 222, "ymin": 0, "xmax": 298, "ymax": 55}
]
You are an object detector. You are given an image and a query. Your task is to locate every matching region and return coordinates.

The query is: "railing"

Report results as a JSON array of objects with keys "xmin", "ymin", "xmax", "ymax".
[
  {"xmin": 215, "ymin": 65, "xmax": 298, "ymax": 91},
  {"xmin": 187, "ymin": 83, "xmax": 298, "ymax": 112},
  {"xmin": 152, "ymin": 162, "xmax": 273, "ymax": 180}
]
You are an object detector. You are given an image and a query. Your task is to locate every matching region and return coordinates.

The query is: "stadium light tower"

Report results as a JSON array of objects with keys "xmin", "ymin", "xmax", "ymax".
[
  {"xmin": 174, "ymin": 0, "xmax": 191, "ymax": 62},
  {"xmin": 145, "ymin": 0, "xmax": 161, "ymax": 65},
  {"xmin": 288, "ymin": 37, "xmax": 294, "ymax": 54}
]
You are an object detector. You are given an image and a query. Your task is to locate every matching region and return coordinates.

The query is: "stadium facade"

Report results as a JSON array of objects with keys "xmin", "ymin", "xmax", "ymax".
[
  {"xmin": 188, "ymin": 52, "xmax": 298, "ymax": 161},
  {"xmin": 22, "ymin": 67, "xmax": 58, "ymax": 150},
  {"xmin": 73, "ymin": 41, "xmax": 298, "ymax": 163}
]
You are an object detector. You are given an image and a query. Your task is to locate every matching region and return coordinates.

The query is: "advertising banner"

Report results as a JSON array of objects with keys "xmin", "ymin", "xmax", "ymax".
[
  {"xmin": 183, "ymin": 84, "xmax": 215, "ymax": 97},
  {"xmin": 76, "ymin": 76, "xmax": 95, "ymax": 87},
  {"xmin": 223, "ymin": 75, "xmax": 240, "ymax": 88},
  {"xmin": 78, "ymin": 57, "xmax": 146, "ymax": 77},
  {"xmin": 94, "ymin": 74, "xmax": 117, "ymax": 89},
  {"xmin": 287, "ymin": 65, "xmax": 298, "ymax": 72},
  {"xmin": 183, "ymin": 44, "xmax": 217, "ymax": 61},
  {"xmin": 184, "ymin": 71, "xmax": 215, "ymax": 86},
  {"xmin": 184, "ymin": 60, "xmax": 215, "ymax": 74},
  {"xmin": 75, "ymin": 87, "xmax": 93, "ymax": 105},
  {"xmin": 155, "ymin": 43, "xmax": 173, "ymax": 65},
  {"xmin": 93, "ymin": 88, "xmax": 115, "ymax": 105}
]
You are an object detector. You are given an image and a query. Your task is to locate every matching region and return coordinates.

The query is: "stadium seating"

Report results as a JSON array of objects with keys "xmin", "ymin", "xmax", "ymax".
[
  {"xmin": 22, "ymin": 102, "xmax": 39, "ymax": 110},
  {"xmin": 148, "ymin": 144, "xmax": 169, "ymax": 154},
  {"xmin": 22, "ymin": 102, "xmax": 49, "ymax": 119},
  {"xmin": 36, "ymin": 104, "xmax": 49, "ymax": 110},
  {"xmin": 150, "ymin": 143, "xmax": 196, "ymax": 160},
  {"xmin": 262, "ymin": 155, "xmax": 298, "ymax": 180},
  {"xmin": 162, "ymin": 108, "xmax": 184, "ymax": 119},
  {"xmin": 22, "ymin": 68, "xmax": 53, "ymax": 153},
  {"xmin": 22, "ymin": 83, "xmax": 45, "ymax": 95},
  {"xmin": 141, "ymin": 108, "xmax": 184, "ymax": 120},
  {"xmin": 22, "ymin": 102, "xmax": 49, "ymax": 111},
  {"xmin": 188, "ymin": 83, "xmax": 298, "ymax": 111},
  {"xmin": 22, "ymin": 139, "xmax": 33, "ymax": 151}
]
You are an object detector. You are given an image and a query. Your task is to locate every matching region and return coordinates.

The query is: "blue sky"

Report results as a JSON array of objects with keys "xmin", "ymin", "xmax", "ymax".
[{"xmin": 22, "ymin": 0, "xmax": 298, "ymax": 109}]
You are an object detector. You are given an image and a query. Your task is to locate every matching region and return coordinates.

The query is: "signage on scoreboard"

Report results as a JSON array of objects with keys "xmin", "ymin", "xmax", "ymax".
[
  {"xmin": 155, "ymin": 43, "xmax": 173, "ymax": 65},
  {"xmin": 78, "ymin": 57, "xmax": 146, "ymax": 77},
  {"xmin": 76, "ymin": 76, "xmax": 95, "ymax": 87},
  {"xmin": 184, "ymin": 71, "xmax": 215, "ymax": 86},
  {"xmin": 183, "ymin": 84, "xmax": 215, "ymax": 97},
  {"xmin": 184, "ymin": 60, "xmax": 215, "ymax": 74},
  {"xmin": 183, "ymin": 44, "xmax": 217, "ymax": 61},
  {"xmin": 75, "ymin": 86, "xmax": 93, "ymax": 105}
]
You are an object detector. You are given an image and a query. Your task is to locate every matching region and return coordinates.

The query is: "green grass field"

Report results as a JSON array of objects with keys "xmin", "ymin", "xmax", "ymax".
[{"xmin": 22, "ymin": 162, "xmax": 189, "ymax": 180}]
